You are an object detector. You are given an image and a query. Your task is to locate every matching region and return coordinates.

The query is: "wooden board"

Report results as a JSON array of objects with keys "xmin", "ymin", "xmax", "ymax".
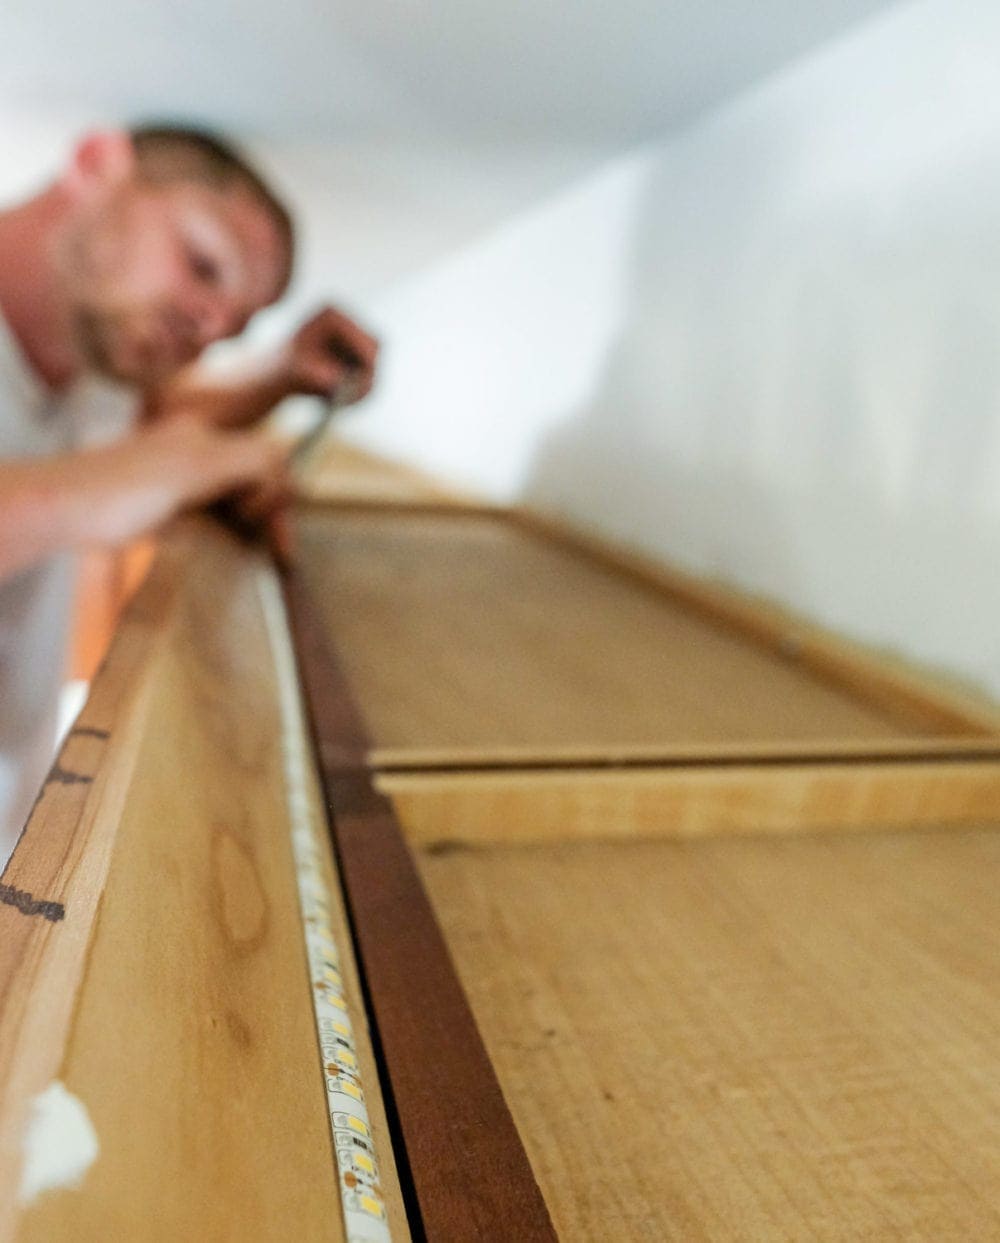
[
  {"xmin": 295, "ymin": 508, "xmax": 962, "ymax": 763},
  {"xmin": 1, "ymin": 523, "xmax": 408, "ymax": 1243},
  {"xmin": 6, "ymin": 442, "xmax": 1000, "ymax": 1240},
  {"xmin": 418, "ymin": 825, "xmax": 1000, "ymax": 1241},
  {"xmin": 293, "ymin": 492, "xmax": 1000, "ymax": 839},
  {"xmin": 382, "ymin": 757, "xmax": 1000, "ymax": 845}
]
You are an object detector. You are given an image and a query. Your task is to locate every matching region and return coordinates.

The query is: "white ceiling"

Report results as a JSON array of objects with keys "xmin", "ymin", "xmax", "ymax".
[{"xmin": 5, "ymin": 0, "xmax": 902, "ymax": 145}]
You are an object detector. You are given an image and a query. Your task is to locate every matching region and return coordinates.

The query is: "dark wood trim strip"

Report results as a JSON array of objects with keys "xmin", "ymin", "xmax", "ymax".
[
  {"xmin": 296, "ymin": 497, "xmax": 503, "ymax": 520},
  {"xmin": 282, "ymin": 570, "xmax": 558, "ymax": 1243},
  {"xmin": 373, "ymin": 747, "xmax": 1000, "ymax": 776}
]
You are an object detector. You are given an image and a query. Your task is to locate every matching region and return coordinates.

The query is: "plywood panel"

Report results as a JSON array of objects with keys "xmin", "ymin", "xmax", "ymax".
[
  {"xmin": 419, "ymin": 827, "xmax": 1000, "ymax": 1241},
  {"xmin": 0, "ymin": 544, "xmax": 186, "ymax": 1243},
  {"xmin": 296, "ymin": 510, "xmax": 921, "ymax": 759},
  {"xmin": 5, "ymin": 525, "xmax": 408, "ymax": 1243}
]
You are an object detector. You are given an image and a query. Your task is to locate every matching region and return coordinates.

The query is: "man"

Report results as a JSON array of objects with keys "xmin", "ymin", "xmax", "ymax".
[{"xmin": 0, "ymin": 123, "xmax": 378, "ymax": 859}]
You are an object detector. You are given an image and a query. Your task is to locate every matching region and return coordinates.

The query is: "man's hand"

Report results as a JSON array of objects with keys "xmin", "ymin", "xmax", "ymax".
[
  {"xmin": 281, "ymin": 305, "xmax": 379, "ymax": 402},
  {"xmin": 0, "ymin": 415, "xmax": 291, "ymax": 583},
  {"xmin": 103, "ymin": 415, "xmax": 288, "ymax": 540},
  {"xmin": 146, "ymin": 304, "xmax": 380, "ymax": 431}
]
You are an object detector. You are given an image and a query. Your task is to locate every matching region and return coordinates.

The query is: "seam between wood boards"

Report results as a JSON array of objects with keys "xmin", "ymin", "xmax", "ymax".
[
  {"xmin": 278, "ymin": 571, "xmax": 428, "ymax": 1243},
  {"xmin": 371, "ymin": 748, "xmax": 1000, "ymax": 776},
  {"xmin": 280, "ymin": 567, "xmax": 558, "ymax": 1243}
]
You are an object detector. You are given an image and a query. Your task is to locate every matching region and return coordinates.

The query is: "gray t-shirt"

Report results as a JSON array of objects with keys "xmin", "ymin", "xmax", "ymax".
[{"xmin": 0, "ymin": 312, "xmax": 135, "ymax": 863}]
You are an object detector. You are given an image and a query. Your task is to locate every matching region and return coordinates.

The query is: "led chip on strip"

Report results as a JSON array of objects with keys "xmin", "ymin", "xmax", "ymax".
[{"xmin": 358, "ymin": 1194, "xmax": 384, "ymax": 1219}]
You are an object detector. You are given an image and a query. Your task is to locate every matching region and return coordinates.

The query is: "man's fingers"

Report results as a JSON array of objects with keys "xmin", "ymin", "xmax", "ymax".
[
  {"xmin": 264, "ymin": 508, "xmax": 295, "ymax": 567},
  {"xmin": 291, "ymin": 305, "xmax": 379, "ymax": 401},
  {"xmin": 237, "ymin": 470, "xmax": 293, "ymax": 522},
  {"xmin": 221, "ymin": 433, "xmax": 286, "ymax": 494}
]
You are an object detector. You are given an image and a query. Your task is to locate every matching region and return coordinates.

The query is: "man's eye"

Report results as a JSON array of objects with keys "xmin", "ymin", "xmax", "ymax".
[{"xmin": 188, "ymin": 251, "xmax": 219, "ymax": 284}]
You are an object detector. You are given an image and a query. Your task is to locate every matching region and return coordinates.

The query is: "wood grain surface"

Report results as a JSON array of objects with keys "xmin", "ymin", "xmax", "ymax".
[
  {"xmin": 0, "ymin": 542, "xmax": 184, "ymax": 1241},
  {"xmin": 419, "ymin": 825, "xmax": 1000, "ymax": 1241},
  {"xmin": 4, "ymin": 524, "xmax": 408, "ymax": 1243},
  {"xmin": 382, "ymin": 757, "xmax": 1000, "ymax": 845},
  {"xmin": 293, "ymin": 509, "xmax": 941, "ymax": 761},
  {"xmin": 298, "ymin": 436, "xmax": 1000, "ymax": 742}
]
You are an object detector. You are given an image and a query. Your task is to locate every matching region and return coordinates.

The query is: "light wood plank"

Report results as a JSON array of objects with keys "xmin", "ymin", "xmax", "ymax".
[
  {"xmin": 0, "ymin": 545, "xmax": 184, "ymax": 1242},
  {"xmin": 383, "ymin": 759, "xmax": 1000, "ymax": 845},
  {"xmin": 371, "ymin": 735, "xmax": 1000, "ymax": 771},
  {"xmin": 296, "ymin": 509, "xmax": 925, "ymax": 758},
  {"xmin": 4, "ymin": 523, "xmax": 408, "ymax": 1243},
  {"xmin": 419, "ymin": 827, "xmax": 1000, "ymax": 1241}
]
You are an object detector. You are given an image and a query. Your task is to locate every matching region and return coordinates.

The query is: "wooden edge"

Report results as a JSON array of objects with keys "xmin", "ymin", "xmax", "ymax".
[
  {"xmin": 378, "ymin": 759, "xmax": 1000, "ymax": 848},
  {"xmin": 5, "ymin": 527, "xmax": 414, "ymax": 1243},
  {"xmin": 369, "ymin": 735, "xmax": 1000, "ymax": 773},
  {"xmin": 282, "ymin": 570, "xmax": 557, "ymax": 1243},
  {"xmin": 295, "ymin": 497, "xmax": 503, "ymax": 520},
  {"xmin": 294, "ymin": 437, "xmax": 492, "ymax": 511},
  {"xmin": 504, "ymin": 506, "xmax": 1000, "ymax": 739},
  {"xmin": 0, "ymin": 537, "xmax": 184, "ymax": 1240}
]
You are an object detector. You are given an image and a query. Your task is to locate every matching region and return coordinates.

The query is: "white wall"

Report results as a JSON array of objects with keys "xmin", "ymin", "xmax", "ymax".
[
  {"xmin": 331, "ymin": 152, "xmax": 647, "ymax": 495},
  {"xmin": 336, "ymin": 0, "xmax": 1000, "ymax": 700}
]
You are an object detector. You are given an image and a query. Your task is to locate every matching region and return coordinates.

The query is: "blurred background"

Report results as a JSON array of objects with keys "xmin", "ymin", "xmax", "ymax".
[{"xmin": 4, "ymin": 0, "xmax": 1000, "ymax": 702}]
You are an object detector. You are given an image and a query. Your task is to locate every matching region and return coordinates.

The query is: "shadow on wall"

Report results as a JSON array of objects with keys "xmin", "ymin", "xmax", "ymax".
[{"xmin": 521, "ymin": 97, "xmax": 1000, "ymax": 699}]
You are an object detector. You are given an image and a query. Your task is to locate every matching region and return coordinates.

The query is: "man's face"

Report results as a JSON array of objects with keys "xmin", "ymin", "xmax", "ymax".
[{"xmin": 59, "ymin": 176, "xmax": 288, "ymax": 385}]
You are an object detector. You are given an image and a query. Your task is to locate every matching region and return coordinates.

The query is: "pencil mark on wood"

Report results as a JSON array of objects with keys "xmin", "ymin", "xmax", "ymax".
[
  {"xmin": 46, "ymin": 762, "xmax": 94, "ymax": 788},
  {"xmin": 422, "ymin": 839, "xmax": 470, "ymax": 856},
  {"xmin": 211, "ymin": 827, "xmax": 268, "ymax": 951},
  {"xmin": 71, "ymin": 726, "xmax": 110, "ymax": 740},
  {"xmin": 0, "ymin": 881, "xmax": 65, "ymax": 922},
  {"xmin": 224, "ymin": 1009, "xmax": 253, "ymax": 1050}
]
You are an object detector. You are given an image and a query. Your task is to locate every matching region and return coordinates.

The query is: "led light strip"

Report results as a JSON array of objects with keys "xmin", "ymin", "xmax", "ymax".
[{"xmin": 259, "ymin": 570, "xmax": 393, "ymax": 1243}]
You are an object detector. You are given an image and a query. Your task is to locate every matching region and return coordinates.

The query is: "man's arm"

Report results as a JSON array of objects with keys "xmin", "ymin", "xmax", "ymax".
[
  {"xmin": 143, "ymin": 306, "xmax": 379, "ymax": 430},
  {"xmin": 0, "ymin": 416, "xmax": 285, "ymax": 584},
  {"xmin": 0, "ymin": 306, "xmax": 377, "ymax": 584}
]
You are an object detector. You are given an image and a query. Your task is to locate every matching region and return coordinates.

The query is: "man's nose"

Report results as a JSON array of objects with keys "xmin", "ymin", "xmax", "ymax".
[{"xmin": 188, "ymin": 289, "xmax": 239, "ymax": 347}]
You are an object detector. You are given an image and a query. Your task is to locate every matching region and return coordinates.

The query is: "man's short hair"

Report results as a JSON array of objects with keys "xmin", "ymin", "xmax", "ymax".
[{"xmin": 128, "ymin": 122, "xmax": 295, "ymax": 296}]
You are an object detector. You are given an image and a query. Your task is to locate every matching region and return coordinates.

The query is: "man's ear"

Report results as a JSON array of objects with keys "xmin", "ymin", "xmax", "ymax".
[{"xmin": 62, "ymin": 131, "xmax": 136, "ymax": 201}]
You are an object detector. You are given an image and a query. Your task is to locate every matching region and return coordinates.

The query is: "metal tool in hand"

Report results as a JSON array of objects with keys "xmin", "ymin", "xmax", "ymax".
[
  {"xmin": 209, "ymin": 336, "xmax": 367, "ymax": 544},
  {"xmin": 291, "ymin": 340, "xmax": 367, "ymax": 468}
]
